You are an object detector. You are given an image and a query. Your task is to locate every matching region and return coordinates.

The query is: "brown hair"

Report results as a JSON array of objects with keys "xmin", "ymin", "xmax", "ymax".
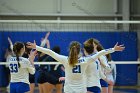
[
  {"xmin": 93, "ymin": 38, "xmax": 112, "ymax": 61},
  {"xmin": 13, "ymin": 42, "xmax": 24, "ymax": 68},
  {"xmin": 106, "ymin": 54, "xmax": 112, "ymax": 61},
  {"xmin": 68, "ymin": 41, "xmax": 81, "ymax": 67},
  {"xmin": 24, "ymin": 43, "xmax": 31, "ymax": 55},
  {"xmin": 93, "ymin": 38, "xmax": 104, "ymax": 51},
  {"xmin": 83, "ymin": 38, "xmax": 94, "ymax": 55}
]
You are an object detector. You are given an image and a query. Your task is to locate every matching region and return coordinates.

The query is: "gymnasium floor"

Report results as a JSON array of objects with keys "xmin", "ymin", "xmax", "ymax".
[{"xmin": 1, "ymin": 87, "xmax": 140, "ymax": 93}]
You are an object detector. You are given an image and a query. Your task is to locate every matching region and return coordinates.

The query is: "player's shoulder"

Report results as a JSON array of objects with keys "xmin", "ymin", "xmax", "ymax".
[
  {"xmin": 7, "ymin": 56, "xmax": 16, "ymax": 62},
  {"xmin": 99, "ymin": 55, "xmax": 107, "ymax": 59},
  {"xmin": 86, "ymin": 52, "xmax": 97, "ymax": 57},
  {"xmin": 77, "ymin": 56, "xmax": 87, "ymax": 64},
  {"xmin": 83, "ymin": 53, "xmax": 97, "ymax": 60},
  {"xmin": 19, "ymin": 57, "xmax": 30, "ymax": 64}
]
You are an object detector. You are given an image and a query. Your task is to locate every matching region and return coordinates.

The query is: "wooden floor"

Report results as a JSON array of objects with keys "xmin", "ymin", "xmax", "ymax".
[{"xmin": 1, "ymin": 87, "xmax": 140, "ymax": 93}]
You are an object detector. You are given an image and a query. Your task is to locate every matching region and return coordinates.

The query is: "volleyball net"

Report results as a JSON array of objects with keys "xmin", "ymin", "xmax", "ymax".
[
  {"xmin": 0, "ymin": 20, "xmax": 139, "ymax": 86},
  {"xmin": 0, "ymin": 61, "xmax": 140, "ymax": 65},
  {"xmin": 0, "ymin": 20, "xmax": 140, "ymax": 32}
]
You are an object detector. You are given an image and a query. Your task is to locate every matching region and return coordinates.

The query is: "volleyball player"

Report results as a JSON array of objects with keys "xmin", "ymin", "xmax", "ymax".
[
  {"xmin": 106, "ymin": 54, "xmax": 116, "ymax": 93},
  {"xmin": 84, "ymin": 39, "xmax": 103, "ymax": 93},
  {"xmin": 37, "ymin": 50, "xmax": 50, "ymax": 93},
  {"xmin": 43, "ymin": 46, "xmax": 64, "ymax": 93},
  {"xmin": 8, "ymin": 42, "xmax": 36, "ymax": 93},
  {"xmin": 37, "ymin": 32, "xmax": 50, "ymax": 93},
  {"xmin": 27, "ymin": 40, "xmax": 124, "ymax": 93},
  {"xmin": 84, "ymin": 38, "xmax": 113, "ymax": 93},
  {"xmin": 5, "ymin": 37, "xmax": 14, "ymax": 89},
  {"xmin": 92, "ymin": 38, "xmax": 113, "ymax": 93},
  {"xmin": 5, "ymin": 37, "xmax": 14, "ymax": 66},
  {"xmin": 22, "ymin": 43, "xmax": 35, "ymax": 93}
]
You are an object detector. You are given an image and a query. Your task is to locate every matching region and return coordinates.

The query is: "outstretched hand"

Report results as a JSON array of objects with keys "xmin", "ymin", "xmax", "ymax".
[
  {"xmin": 8, "ymin": 37, "xmax": 13, "ymax": 50},
  {"xmin": 45, "ymin": 32, "xmax": 50, "ymax": 39},
  {"xmin": 29, "ymin": 50, "xmax": 37, "ymax": 61},
  {"xmin": 27, "ymin": 40, "xmax": 36, "ymax": 49},
  {"xmin": 59, "ymin": 77, "xmax": 65, "ymax": 82},
  {"xmin": 8, "ymin": 37, "xmax": 13, "ymax": 45},
  {"xmin": 40, "ymin": 32, "xmax": 50, "ymax": 47},
  {"xmin": 114, "ymin": 42, "xmax": 125, "ymax": 51}
]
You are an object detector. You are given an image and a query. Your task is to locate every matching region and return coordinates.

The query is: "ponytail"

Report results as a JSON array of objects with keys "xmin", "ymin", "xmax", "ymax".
[
  {"xmin": 13, "ymin": 42, "xmax": 24, "ymax": 68},
  {"xmin": 69, "ymin": 46, "xmax": 78, "ymax": 67},
  {"xmin": 68, "ymin": 41, "xmax": 80, "ymax": 67},
  {"xmin": 16, "ymin": 54, "xmax": 20, "ymax": 68}
]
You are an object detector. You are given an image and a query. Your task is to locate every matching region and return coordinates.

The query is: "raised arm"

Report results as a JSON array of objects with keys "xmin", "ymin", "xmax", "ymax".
[
  {"xmin": 87, "ymin": 43, "xmax": 125, "ymax": 62},
  {"xmin": 36, "ymin": 46, "xmax": 67, "ymax": 63},
  {"xmin": 40, "ymin": 32, "xmax": 50, "ymax": 47},
  {"xmin": 8, "ymin": 37, "xmax": 13, "ymax": 51},
  {"xmin": 27, "ymin": 50, "xmax": 37, "ymax": 74},
  {"xmin": 99, "ymin": 56, "xmax": 111, "ymax": 72},
  {"xmin": 99, "ymin": 65, "xmax": 106, "ymax": 80},
  {"xmin": 27, "ymin": 41, "xmax": 67, "ymax": 64}
]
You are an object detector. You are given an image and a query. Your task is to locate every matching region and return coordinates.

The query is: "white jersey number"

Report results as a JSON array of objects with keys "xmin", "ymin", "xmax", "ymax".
[
  {"xmin": 9, "ymin": 64, "xmax": 18, "ymax": 73},
  {"xmin": 72, "ymin": 65, "xmax": 81, "ymax": 73}
]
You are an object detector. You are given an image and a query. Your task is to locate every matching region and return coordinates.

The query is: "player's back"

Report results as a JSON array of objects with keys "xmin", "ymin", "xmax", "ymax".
[
  {"xmin": 8, "ymin": 57, "xmax": 35, "ymax": 84},
  {"xmin": 86, "ymin": 59, "xmax": 101, "ymax": 88},
  {"xmin": 63, "ymin": 57, "xmax": 89, "ymax": 93}
]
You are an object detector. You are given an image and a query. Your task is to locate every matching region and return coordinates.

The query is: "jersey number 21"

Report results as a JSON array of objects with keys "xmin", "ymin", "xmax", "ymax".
[{"xmin": 72, "ymin": 65, "xmax": 81, "ymax": 73}]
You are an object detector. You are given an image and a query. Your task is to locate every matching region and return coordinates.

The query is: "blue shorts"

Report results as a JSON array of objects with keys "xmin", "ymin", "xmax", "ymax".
[
  {"xmin": 87, "ymin": 86, "xmax": 101, "ymax": 93},
  {"xmin": 100, "ymin": 79, "xmax": 108, "ymax": 87},
  {"xmin": 10, "ymin": 82, "xmax": 30, "ymax": 93}
]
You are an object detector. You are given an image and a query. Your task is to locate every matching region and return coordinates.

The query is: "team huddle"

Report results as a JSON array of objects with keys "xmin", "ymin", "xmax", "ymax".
[{"xmin": 7, "ymin": 32, "xmax": 125, "ymax": 93}]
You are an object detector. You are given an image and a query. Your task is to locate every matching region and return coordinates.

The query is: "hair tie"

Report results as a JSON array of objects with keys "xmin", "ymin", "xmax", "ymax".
[{"xmin": 73, "ymin": 46, "xmax": 76, "ymax": 48}]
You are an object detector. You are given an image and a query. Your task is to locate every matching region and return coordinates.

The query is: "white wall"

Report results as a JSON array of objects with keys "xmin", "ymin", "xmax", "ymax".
[
  {"xmin": 0, "ymin": 0, "xmax": 140, "ymax": 16},
  {"xmin": 0, "ymin": 0, "xmax": 56, "ymax": 14},
  {"xmin": 62, "ymin": 0, "xmax": 114, "ymax": 14},
  {"xmin": 0, "ymin": 0, "xmax": 115, "ymax": 15},
  {"xmin": 0, "ymin": 0, "xmax": 139, "ymax": 56}
]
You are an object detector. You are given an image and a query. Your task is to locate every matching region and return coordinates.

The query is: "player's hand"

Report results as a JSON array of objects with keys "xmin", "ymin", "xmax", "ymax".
[
  {"xmin": 40, "ymin": 32, "xmax": 50, "ymax": 47},
  {"xmin": 114, "ymin": 42, "xmax": 125, "ymax": 51},
  {"xmin": 59, "ymin": 77, "xmax": 65, "ymax": 82},
  {"xmin": 29, "ymin": 50, "xmax": 37, "ymax": 61},
  {"xmin": 45, "ymin": 32, "xmax": 50, "ymax": 39},
  {"xmin": 8, "ymin": 37, "xmax": 13, "ymax": 51},
  {"xmin": 27, "ymin": 40, "xmax": 36, "ymax": 49},
  {"xmin": 8, "ymin": 37, "xmax": 12, "ymax": 44}
]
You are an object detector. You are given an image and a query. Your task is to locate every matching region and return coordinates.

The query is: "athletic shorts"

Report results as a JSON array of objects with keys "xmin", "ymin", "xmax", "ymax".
[
  {"xmin": 37, "ymin": 70, "xmax": 47, "ymax": 84},
  {"xmin": 100, "ymin": 79, "xmax": 108, "ymax": 87},
  {"xmin": 29, "ymin": 74, "xmax": 35, "ymax": 83},
  {"xmin": 87, "ymin": 86, "xmax": 101, "ymax": 93},
  {"xmin": 47, "ymin": 70, "xmax": 62, "ymax": 84},
  {"xmin": 10, "ymin": 82, "xmax": 30, "ymax": 93},
  {"xmin": 37, "ymin": 70, "xmax": 62, "ymax": 85}
]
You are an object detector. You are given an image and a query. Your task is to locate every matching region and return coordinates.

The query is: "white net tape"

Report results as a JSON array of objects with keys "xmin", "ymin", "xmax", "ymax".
[
  {"xmin": 0, "ymin": 20, "xmax": 140, "ymax": 32},
  {"xmin": 0, "ymin": 61, "xmax": 140, "ymax": 65}
]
